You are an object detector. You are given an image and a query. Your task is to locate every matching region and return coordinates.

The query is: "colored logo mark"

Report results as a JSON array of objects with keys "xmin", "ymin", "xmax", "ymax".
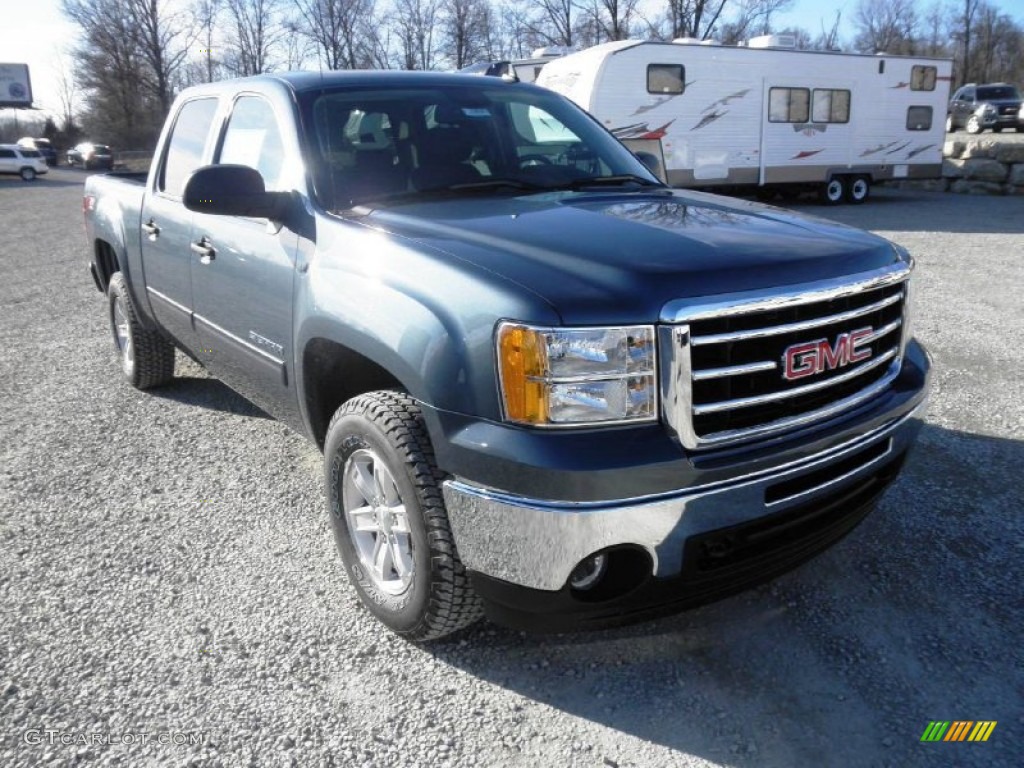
[{"xmin": 920, "ymin": 721, "xmax": 997, "ymax": 742}]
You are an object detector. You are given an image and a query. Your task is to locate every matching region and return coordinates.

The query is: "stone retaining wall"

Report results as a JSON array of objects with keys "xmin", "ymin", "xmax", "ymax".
[{"xmin": 933, "ymin": 138, "xmax": 1024, "ymax": 195}]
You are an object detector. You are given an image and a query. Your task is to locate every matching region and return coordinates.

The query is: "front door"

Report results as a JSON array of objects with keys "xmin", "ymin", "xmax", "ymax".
[{"xmin": 189, "ymin": 94, "xmax": 298, "ymax": 419}]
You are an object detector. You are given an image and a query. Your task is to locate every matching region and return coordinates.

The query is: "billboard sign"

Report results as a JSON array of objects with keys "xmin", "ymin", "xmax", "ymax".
[{"xmin": 0, "ymin": 63, "xmax": 33, "ymax": 108}]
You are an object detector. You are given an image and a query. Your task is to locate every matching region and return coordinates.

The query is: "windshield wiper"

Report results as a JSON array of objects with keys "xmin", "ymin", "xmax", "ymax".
[
  {"xmin": 346, "ymin": 178, "xmax": 549, "ymax": 209},
  {"xmin": 562, "ymin": 174, "xmax": 665, "ymax": 190},
  {"xmin": 447, "ymin": 178, "xmax": 550, "ymax": 192}
]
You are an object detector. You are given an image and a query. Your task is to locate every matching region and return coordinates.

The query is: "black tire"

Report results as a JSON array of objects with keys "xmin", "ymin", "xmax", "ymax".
[
  {"xmin": 819, "ymin": 176, "xmax": 846, "ymax": 206},
  {"xmin": 845, "ymin": 175, "xmax": 870, "ymax": 204},
  {"xmin": 993, "ymin": 127, "xmax": 1003, "ymax": 133},
  {"xmin": 20, "ymin": 167, "xmax": 36, "ymax": 181},
  {"xmin": 1017, "ymin": 127, "xmax": 1024, "ymax": 133},
  {"xmin": 324, "ymin": 390, "xmax": 482, "ymax": 641},
  {"xmin": 945, "ymin": 114, "xmax": 954, "ymax": 133},
  {"xmin": 107, "ymin": 272, "xmax": 176, "ymax": 389}
]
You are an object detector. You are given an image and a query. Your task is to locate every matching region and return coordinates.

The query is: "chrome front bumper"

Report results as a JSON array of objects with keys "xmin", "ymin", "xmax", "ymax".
[{"xmin": 443, "ymin": 402, "xmax": 926, "ymax": 592}]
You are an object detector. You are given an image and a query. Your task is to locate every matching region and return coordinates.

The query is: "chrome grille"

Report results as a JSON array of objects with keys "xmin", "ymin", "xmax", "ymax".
[{"xmin": 661, "ymin": 264, "xmax": 911, "ymax": 449}]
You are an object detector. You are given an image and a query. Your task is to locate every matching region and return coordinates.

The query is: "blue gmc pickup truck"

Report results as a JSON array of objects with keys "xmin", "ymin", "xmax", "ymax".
[{"xmin": 83, "ymin": 71, "xmax": 930, "ymax": 640}]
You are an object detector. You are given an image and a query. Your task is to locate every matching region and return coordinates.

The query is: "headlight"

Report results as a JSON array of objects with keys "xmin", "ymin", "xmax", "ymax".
[{"xmin": 497, "ymin": 322, "xmax": 657, "ymax": 426}]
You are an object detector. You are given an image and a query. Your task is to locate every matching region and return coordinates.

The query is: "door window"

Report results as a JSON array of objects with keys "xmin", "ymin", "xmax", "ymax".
[
  {"xmin": 219, "ymin": 96, "xmax": 286, "ymax": 190},
  {"xmin": 160, "ymin": 98, "xmax": 219, "ymax": 196}
]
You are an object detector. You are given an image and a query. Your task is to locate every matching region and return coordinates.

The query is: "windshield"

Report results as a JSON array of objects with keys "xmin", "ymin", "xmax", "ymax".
[
  {"xmin": 976, "ymin": 86, "xmax": 1021, "ymax": 101},
  {"xmin": 300, "ymin": 83, "xmax": 660, "ymax": 210}
]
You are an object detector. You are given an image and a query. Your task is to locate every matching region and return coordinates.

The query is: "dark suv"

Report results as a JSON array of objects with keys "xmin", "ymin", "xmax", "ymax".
[{"xmin": 946, "ymin": 83, "xmax": 1022, "ymax": 134}]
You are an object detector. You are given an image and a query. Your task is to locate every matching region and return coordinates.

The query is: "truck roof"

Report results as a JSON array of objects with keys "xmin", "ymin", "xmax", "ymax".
[{"xmin": 180, "ymin": 70, "xmax": 518, "ymax": 100}]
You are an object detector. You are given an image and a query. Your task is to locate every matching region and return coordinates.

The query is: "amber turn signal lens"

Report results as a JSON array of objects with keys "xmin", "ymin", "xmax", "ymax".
[{"xmin": 498, "ymin": 325, "xmax": 549, "ymax": 424}]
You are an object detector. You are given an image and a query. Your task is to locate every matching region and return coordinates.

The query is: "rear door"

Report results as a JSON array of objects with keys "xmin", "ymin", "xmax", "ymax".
[
  {"xmin": 0, "ymin": 147, "xmax": 16, "ymax": 173},
  {"xmin": 188, "ymin": 93, "xmax": 299, "ymax": 417},
  {"xmin": 141, "ymin": 97, "xmax": 221, "ymax": 348}
]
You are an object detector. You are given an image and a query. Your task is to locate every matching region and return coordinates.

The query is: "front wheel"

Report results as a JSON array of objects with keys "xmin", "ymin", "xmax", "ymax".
[
  {"xmin": 819, "ymin": 177, "xmax": 846, "ymax": 206},
  {"xmin": 324, "ymin": 390, "xmax": 482, "ymax": 641},
  {"xmin": 993, "ymin": 127, "xmax": 1003, "ymax": 133},
  {"xmin": 107, "ymin": 273, "xmax": 176, "ymax": 389},
  {"xmin": 20, "ymin": 167, "xmax": 36, "ymax": 181},
  {"xmin": 966, "ymin": 115, "xmax": 982, "ymax": 134}
]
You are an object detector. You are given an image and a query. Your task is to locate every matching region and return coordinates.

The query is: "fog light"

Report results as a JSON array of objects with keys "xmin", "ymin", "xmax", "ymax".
[{"xmin": 569, "ymin": 554, "xmax": 608, "ymax": 590}]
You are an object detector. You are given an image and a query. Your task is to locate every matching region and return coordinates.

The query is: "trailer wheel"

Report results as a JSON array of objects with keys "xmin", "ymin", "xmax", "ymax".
[
  {"xmin": 966, "ymin": 116, "xmax": 982, "ymax": 134},
  {"xmin": 819, "ymin": 177, "xmax": 846, "ymax": 206},
  {"xmin": 846, "ymin": 176, "xmax": 870, "ymax": 205}
]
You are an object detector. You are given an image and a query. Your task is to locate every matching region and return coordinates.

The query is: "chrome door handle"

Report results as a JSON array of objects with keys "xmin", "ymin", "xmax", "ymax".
[
  {"xmin": 190, "ymin": 237, "xmax": 216, "ymax": 264},
  {"xmin": 142, "ymin": 219, "xmax": 160, "ymax": 239}
]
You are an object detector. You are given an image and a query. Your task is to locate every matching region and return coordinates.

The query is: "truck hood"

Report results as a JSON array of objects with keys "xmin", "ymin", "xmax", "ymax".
[{"xmin": 365, "ymin": 189, "xmax": 903, "ymax": 324}]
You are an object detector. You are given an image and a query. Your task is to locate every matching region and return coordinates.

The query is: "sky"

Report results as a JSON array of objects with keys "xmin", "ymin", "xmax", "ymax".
[{"xmin": 2, "ymin": 0, "xmax": 1023, "ymax": 120}]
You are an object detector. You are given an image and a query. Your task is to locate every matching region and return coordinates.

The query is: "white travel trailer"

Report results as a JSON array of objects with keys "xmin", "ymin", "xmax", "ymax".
[{"xmin": 536, "ymin": 37, "xmax": 953, "ymax": 203}]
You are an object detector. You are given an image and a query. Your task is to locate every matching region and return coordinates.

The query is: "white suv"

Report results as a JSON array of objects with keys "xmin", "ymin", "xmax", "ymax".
[{"xmin": 0, "ymin": 143, "xmax": 49, "ymax": 181}]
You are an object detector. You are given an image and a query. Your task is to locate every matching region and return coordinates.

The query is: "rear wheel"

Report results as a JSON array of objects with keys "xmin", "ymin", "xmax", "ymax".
[
  {"xmin": 324, "ymin": 390, "xmax": 482, "ymax": 641},
  {"xmin": 845, "ymin": 175, "xmax": 870, "ymax": 205},
  {"xmin": 945, "ymin": 114, "xmax": 954, "ymax": 132},
  {"xmin": 107, "ymin": 272, "xmax": 176, "ymax": 389},
  {"xmin": 993, "ymin": 127, "xmax": 1003, "ymax": 133},
  {"xmin": 20, "ymin": 167, "xmax": 36, "ymax": 181},
  {"xmin": 819, "ymin": 177, "xmax": 846, "ymax": 206}
]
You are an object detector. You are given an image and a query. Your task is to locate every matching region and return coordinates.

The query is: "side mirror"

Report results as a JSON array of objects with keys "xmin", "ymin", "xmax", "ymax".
[
  {"xmin": 183, "ymin": 164, "xmax": 291, "ymax": 219},
  {"xmin": 634, "ymin": 151, "xmax": 662, "ymax": 176}
]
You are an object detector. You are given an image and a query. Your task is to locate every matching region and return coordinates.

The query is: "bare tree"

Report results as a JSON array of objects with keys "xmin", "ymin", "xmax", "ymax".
[
  {"xmin": 580, "ymin": 0, "xmax": 640, "ymax": 42},
  {"xmin": 852, "ymin": 0, "xmax": 918, "ymax": 54},
  {"xmin": 193, "ymin": 0, "xmax": 222, "ymax": 83},
  {"xmin": 959, "ymin": 0, "xmax": 982, "ymax": 88},
  {"xmin": 665, "ymin": 0, "xmax": 729, "ymax": 40},
  {"xmin": 53, "ymin": 52, "xmax": 79, "ymax": 132},
  {"xmin": 393, "ymin": 0, "xmax": 441, "ymax": 69},
  {"xmin": 718, "ymin": 0, "xmax": 793, "ymax": 43},
  {"xmin": 441, "ymin": 0, "xmax": 492, "ymax": 68},
  {"xmin": 294, "ymin": 0, "xmax": 379, "ymax": 70},
  {"xmin": 62, "ymin": 0, "xmax": 159, "ymax": 146},
  {"xmin": 224, "ymin": 0, "xmax": 282, "ymax": 75},
  {"xmin": 531, "ymin": 0, "xmax": 579, "ymax": 48},
  {"xmin": 126, "ymin": 0, "xmax": 192, "ymax": 114},
  {"xmin": 816, "ymin": 9, "xmax": 842, "ymax": 50}
]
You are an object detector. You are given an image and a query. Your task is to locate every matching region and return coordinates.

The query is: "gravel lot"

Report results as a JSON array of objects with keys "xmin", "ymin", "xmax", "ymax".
[{"xmin": 1, "ymin": 168, "xmax": 1020, "ymax": 767}]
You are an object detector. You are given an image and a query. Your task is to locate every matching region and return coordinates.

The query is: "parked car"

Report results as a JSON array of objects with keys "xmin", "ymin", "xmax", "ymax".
[
  {"xmin": 16, "ymin": 137, "xmax": 57, "ymax": 166},
  {"xmin": 0, "ymin": 143, "xmax": 48, "ymax": 180},
  {"xmin": 946, "ymin": 83, "xmax": 1023, "ymax": 134},
  {"xmin": 67, "ymin": 142, "xmax": 114, "ymax": 170}
]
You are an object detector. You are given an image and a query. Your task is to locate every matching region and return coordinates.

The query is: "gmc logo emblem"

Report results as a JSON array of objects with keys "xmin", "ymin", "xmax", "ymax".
[{"xmin": 782, "ymin": 327, "xmax": 873, "ymax": 381}]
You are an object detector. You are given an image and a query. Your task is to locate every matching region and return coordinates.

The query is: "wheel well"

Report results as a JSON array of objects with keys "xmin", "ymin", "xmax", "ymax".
[
  {"xmin": 303, "ymin": 338, "xmax": 403, "ymax": 448},
  {"xmin": 94, "ymin": 240, "xmax": 120, "ymax": 292}
]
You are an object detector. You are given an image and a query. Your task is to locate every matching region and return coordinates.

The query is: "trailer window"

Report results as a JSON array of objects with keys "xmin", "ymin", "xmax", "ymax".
[
  {"xmin": 647, "ymin": 64, "xmax": 685, "ymax": 95},
  {"xmin": 768, "ymin": 88, "xmax": 809, "ymax": 123},
  {"xmin": 906, "ymin": 106, "xmax": 932, "ymax": 131},
  {"xmin": 910, "ymin": 66, "xmax": 937, "ymax": 91},
  {"xmin": 812, "ymin": 89, "xmax": 850, "ymax": 123}
]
